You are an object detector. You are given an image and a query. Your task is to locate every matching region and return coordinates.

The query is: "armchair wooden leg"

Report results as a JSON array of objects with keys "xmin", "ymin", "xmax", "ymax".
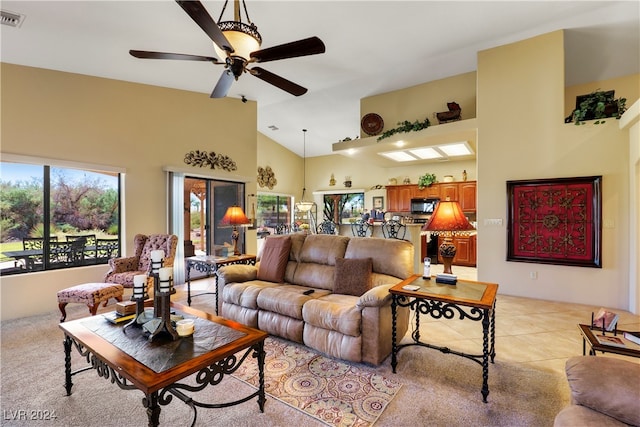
[{"xmin": 58, "ymin": 303, "xmax": 68, "ymax": 322}]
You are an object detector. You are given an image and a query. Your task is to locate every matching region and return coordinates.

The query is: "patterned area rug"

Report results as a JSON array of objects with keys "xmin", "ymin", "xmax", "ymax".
[{"xmin": 234, "ymin": 338, "xmax": 402, "ymax": 427}]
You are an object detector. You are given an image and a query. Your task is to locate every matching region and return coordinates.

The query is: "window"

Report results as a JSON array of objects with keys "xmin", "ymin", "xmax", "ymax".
[
  {"xmin": 323, "ymin": 193, "xmax": 364, "ymax": 224},
  {"xmin": 256, "ymin": 194, "xmax": 293, "ymax": 235},
  {"xmin": 0, "ymin": 161, "xmax": 121, "ymax": 274}
]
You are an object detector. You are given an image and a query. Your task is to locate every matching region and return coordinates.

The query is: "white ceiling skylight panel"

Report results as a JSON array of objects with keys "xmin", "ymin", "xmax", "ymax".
[
  {"xmin": 439, "ymin": 142, "xmax": 473, "ymax": 157},
  {"xmin": 379, "ymin": 151, "xmax": 417, "ymax": 162},
  {"xmin": 408, "ymin": 147, "xmax": 443, "ymax": 160},
  {"xmin": 379, "ymin": 141, "xmax": 474, "ymax": 163}
]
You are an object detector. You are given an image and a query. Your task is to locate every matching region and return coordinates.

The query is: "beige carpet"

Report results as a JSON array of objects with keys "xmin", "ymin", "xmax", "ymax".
[{"xmin": 0, "ymin": 302, "xmax": 570, "ymax": 426}]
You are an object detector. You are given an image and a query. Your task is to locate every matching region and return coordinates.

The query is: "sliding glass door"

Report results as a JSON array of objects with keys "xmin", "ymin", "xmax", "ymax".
[{"xmin": 183, "ymin": 177, "xmax": 247, "ymax": 257}]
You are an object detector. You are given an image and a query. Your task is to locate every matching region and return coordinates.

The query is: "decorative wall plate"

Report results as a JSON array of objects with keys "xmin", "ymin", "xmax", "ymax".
[{"xmin": 361, "ymin": 113, "xmax": 384, "ymax": 136}]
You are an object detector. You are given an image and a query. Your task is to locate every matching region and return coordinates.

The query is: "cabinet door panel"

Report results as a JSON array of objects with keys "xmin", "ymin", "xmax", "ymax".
[
  {"xmin": 439, "ymin": 183, "xmax": 459, "ymax": 201},
  {"xmin": 459, "ymin": 182, "xmax": 476, "ymax": 212}
]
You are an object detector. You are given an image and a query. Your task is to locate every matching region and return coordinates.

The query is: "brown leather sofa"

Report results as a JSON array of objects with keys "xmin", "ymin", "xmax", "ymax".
[
  {"xmin": 554, "ymin": 356, "xmax": 640, "ymax": 427},
  {"xmin": 218, "ymin": 233, "xmax": 414, "ymax": 365}
]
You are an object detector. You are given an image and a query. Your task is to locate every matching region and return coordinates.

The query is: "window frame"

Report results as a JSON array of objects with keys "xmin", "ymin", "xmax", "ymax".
[{"xmin": 1, "ymin": 155, "xmax": 123, "ymax": 275}]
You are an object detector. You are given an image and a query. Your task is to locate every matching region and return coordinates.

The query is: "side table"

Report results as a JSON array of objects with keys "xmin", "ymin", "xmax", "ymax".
[
  {"xmin": 185, "ymin": 254, "xmax": 256, "ymax": 314},
  {"xmin": 578, "ymin": 324, "xmax": 640, "ymax": 359},
  {"xmin": 390, "ymin": 274, "xmax": 498, "ymax": 402}
]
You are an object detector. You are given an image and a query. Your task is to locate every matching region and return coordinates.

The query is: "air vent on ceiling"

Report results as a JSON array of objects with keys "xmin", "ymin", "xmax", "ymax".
[{"xmin": 1, "ymin": 10, "xmax": 25, "ymax": 27}]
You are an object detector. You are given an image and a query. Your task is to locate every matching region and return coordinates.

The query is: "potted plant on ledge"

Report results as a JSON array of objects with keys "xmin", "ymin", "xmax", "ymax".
[
  {"xmin": 566, "ymin": 89, "xmax": 627, "ymax": 125},
  {"xmin": 418, "ymin": 173, "xmax": 437, "ymax": 189}
]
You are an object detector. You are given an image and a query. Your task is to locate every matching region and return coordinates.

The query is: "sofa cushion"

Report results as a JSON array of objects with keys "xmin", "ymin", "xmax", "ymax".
[
  {"xmin": 299, "ymin": 234, "xmax": 349, "ymax": 265},
  {"xmin": 345, "ymin": 237, "xmax": 414, "ymax": 279},
  {"xmin": 334, "ymin": 257, "xmax": 373, "ymax": 297},
  {"xmin": 565, "ymin": 356, "xmax": 640, "ymax": 426},
  {"xmin": 257, "ymin": 284, "xmax": 331, "ymax": 319},
  {"xmin": 554, "ymin": 404, "xmax": 629, "ymax": 427},
  {"xmin": 303, "ymin": 294, "xmax": 361, "ymax": 337},
  {"xmin": 257, "ymin": 235, "xmax": 292, "ymax": 282}
]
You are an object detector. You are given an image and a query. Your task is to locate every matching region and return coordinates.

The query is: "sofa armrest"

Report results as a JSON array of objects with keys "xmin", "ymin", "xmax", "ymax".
[
  {"xmin": 356, "ymin": 284, "xmax": 393, "ymax": 308},
  {"xmin": 107, "ymin": 256, "xmax": 139, "ymax": 274},
  {"xmin": 217, "ymin": 264, "xmax": 258, "ymax": 285},
  {"xmin": 564, "ymin": 356, "xmax": 640, "ymax": 427}
]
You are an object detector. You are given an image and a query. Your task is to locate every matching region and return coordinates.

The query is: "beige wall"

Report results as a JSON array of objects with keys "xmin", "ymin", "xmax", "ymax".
[
  {"xmin": 360, "ymin": 71, "xmax": 477, "ymax": 136},
  {"xmin": 477, "ymin": 30, "xmax": 639, "ymax": 310},
  {"xmin": 1, "ymin": 63, "xmax": 257, "ymax": 320},
  {"xmin": 256, "ymin": 132, "xmax": 303, "ymax": 199}
]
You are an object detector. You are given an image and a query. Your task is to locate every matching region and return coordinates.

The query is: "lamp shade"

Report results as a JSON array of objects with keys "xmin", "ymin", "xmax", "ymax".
[
  {"xmin": 213, "ymin": 22, "xmax": 262, "ymax": 60},
  {"xmin": 422, "ymin": 200, "xmax": 475, "ymax": 233},
  {"xmin": 220, "ymin": 205, "xmax": 252, "ymax": 226}
]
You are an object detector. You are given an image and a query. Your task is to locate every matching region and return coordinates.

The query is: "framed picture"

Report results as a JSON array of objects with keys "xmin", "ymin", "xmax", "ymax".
[
  {"xmin": 506, "ymin": 176, "xmax": 602, "ymax": 268},
  {"xmin": 373, "ymin": 196, "xmax": 384, "ymax": 210}
]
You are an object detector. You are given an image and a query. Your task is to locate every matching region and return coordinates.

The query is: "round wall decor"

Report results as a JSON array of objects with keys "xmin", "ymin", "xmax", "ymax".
[{"xmin": 361, "ymin": 113, "xmax": 384, "ymax": 136}]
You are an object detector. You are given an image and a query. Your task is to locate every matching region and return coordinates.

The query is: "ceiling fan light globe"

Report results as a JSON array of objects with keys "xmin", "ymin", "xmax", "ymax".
[{"xmin": 213, "ymin": 21, "xmax": 262, "ymax": 61}]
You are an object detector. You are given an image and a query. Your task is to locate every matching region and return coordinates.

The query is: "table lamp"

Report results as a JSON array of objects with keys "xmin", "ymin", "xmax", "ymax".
[
  {"xmin": 220, "ymin": 205, "xmax": 252, "ymax": 255},
  {"xmin": 421, "ymin": 199, "xmax": 475, "ymax": 275}
]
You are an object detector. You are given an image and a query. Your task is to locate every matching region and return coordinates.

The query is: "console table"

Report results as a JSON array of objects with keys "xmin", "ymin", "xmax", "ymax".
[
  {"xmin": 60, "ymin": 302, "xmax": 267, "ymax": 426},
  {"xmin": 185, "ymin": 254, "xmax": 256, "ymax": 313},
  {"xmin": 390, "ymin": 274, "xmax": 498, "ymax": 402}
]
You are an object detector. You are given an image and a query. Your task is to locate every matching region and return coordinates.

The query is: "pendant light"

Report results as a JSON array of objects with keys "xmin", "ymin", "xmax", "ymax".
[{"xmin": 295, "ymin": 129, "xmax": 315, "ymax": 212}]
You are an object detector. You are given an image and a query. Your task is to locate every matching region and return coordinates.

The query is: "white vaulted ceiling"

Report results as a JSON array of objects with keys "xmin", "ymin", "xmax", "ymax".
[{"xmin": 1, "ymin": 1, "xmax": 638, "ymax": 158}]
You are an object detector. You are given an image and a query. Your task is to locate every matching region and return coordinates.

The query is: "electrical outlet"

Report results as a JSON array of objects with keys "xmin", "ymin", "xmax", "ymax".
[
  {"xmin": 484, "ymin": 218, "xmax": 503, "ymax": 226},
  {"xmin": 529, "ymin": 271, "xmax": 537, "ymax": 280}
]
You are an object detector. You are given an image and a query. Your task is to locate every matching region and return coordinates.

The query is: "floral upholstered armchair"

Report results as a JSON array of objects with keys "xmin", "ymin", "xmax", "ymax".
[{"xmin": 104, "ymin": 234, "xmax": 178, "ymax": 289}]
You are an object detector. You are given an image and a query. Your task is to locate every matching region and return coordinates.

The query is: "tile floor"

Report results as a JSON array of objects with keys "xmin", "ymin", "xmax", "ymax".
[{"xmin": 174, "ymin": 264, "xmax": 640, "ymax": 375}]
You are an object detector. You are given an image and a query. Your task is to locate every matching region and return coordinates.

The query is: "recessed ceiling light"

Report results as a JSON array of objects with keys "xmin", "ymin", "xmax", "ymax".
[
  {"xmin": 439, "ymin": 142, "xmax": 473, "ymax": 156},
  {"xmin": 409, "ymin": 147, "xmax": 443, "ymax": 159},
  {"xmin": 394, "ymin": 141, "xmax": 406, "ymax": 147},
  {"xmin": 379, "ymin": 151, "xmax": 416, "ymax": 162}
]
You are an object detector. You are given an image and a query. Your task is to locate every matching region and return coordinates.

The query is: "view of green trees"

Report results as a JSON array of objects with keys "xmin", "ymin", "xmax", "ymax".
[{"xmin": 0, "ymin": 169, "xmax": 119, "ymax": 242}]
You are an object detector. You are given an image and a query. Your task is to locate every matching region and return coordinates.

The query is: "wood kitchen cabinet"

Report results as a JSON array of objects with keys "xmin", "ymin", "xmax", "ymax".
[
  {"xmin": 387, "ymin": 181, "xmax": 476, "ymax": 213},
  {"xmin": 439, "ymin": 183, "xmax": 459, "ymax": 202},
  {"xmin": 413, "ymin": 184, "xmax": 440, "ymax": 199},
  {"xmin": 386, "ymin": 185, "xmax": 412, "ymax": 212},
  {"xmin": 437, "ymin": 234, "xmax": 476, "ymax": 266},
  {"xmin": 459, "ymin": 181, "xmax": 477, "ymax": 212}
]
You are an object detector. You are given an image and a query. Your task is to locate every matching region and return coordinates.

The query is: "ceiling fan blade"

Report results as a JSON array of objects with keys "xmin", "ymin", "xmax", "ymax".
[
  {"xmin": 250, "ymin": 36, "xmax": 325, "ymax": 63},
  {"xmin": 175, "ymin": 0, "xmax": 233, "ymax": 54},
  {"xmin": 210, "ymin": 70, "xmax": 235, "ymax": 98},
  {"xmin": 129, "ymin": 50, "xmax": 222, "ymax": 63},
  {"xmin": 251, "ymin": 67, "xmax": 307, "ymax": 96}
]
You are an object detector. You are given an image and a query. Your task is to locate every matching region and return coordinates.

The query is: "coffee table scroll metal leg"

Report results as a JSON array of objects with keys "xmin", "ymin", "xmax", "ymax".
[
  {"xmin": 144, "ymin": 392, "xmax": 161, "ymax": 427},
  {"xmin": 256, "ymin": 340, "xmax": 266, "ymax": 412},
  {"xmin": 481, "ymin": 308, "xmax": 490, "ymax": 403},
  {"xmin": 63, "ymin": 335, "xmax": 73, "ymax": 395}
]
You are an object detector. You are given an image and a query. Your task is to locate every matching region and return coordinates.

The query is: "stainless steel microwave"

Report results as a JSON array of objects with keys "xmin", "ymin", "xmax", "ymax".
[{"xmin": 410, "ymin": 198, "xmax": 439, "ymax": 215}]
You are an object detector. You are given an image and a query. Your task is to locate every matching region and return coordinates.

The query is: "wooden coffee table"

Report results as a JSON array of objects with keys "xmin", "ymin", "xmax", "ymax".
[
  {"xmin": 60, "ymin": 302, "xmax": 267, "ymax": 426},
  {"xmin": 390, "ymin": 274, "xmax": 498, "ymax": 402},
  {"xmin": 578, "ymin": 324, "xmax": 640, "ymax": 359}
]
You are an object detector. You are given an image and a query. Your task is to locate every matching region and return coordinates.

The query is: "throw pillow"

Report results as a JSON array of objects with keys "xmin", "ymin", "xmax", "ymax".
[
  {"xmin": 257, "ymin": 236, "xmax": 292, "ymax": 283},
  {"xmin": 334, "ymin": 257, "xmax": 373, "ymax": 297}
]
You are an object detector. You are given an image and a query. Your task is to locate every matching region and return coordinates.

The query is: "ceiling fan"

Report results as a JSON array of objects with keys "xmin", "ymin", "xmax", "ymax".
[{"xmin": 130, "ymin": 0, "xmax": 326, "ymax": 98}]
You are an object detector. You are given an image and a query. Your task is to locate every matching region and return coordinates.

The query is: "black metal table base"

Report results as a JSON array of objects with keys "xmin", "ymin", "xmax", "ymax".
[
  {"xmin": 185, "ymin": 257, "xmax": 256, "ymax": 313},
  {"xmin": 391, "ymin": 296, "xmax": 496, "ymax": 402},
  {"xmin": 63, "ymin": 335, "xmax": 265, "ymax": 427}
]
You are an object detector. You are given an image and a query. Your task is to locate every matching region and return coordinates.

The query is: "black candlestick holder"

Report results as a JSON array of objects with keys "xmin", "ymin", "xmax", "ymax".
[
  {"xmin": 122, "ymin": 295, "xmax": 147, "ymax": 332},
  {"xmin": 143, "ymin": 271, "xmax": 178, "ymax": 341}
]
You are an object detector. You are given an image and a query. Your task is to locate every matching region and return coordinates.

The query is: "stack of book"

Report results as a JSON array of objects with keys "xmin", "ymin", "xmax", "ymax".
[{"xmin": 103, "ymin": 311, "xmax": 136, "ymax": 324}]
